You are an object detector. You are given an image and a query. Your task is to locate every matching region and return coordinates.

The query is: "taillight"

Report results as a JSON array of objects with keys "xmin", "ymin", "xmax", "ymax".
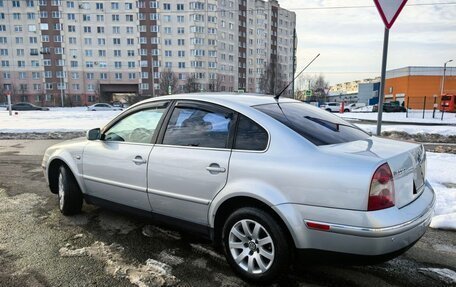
[{"xmin": 368, "ymin": 163, "xmax": 395, "ymax": 211}]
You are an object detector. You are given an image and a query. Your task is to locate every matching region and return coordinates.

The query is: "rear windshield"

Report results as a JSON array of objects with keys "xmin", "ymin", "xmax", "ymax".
[
  {"xmin": 442, "ymin": 96, "xmax": 451, "ymax": 101},
  {"xmin": 255, "ymin": 102, "xmax": 370, "ymax": 146}
]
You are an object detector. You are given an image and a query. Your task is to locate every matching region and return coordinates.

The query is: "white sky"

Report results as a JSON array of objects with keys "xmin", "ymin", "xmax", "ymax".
[{"xmin": 278, "ymin": 0, "xmax": 456, "ymax": 85}]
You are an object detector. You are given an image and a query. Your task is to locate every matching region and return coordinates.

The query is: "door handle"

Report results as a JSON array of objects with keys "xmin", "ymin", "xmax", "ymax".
[
  {"xmin": 206, "ymin": 163, "xmax": 226, "ymax": 174},
  {"xmin": 132, "ymin": 156, "xmax": 147, "ymax": 165}
]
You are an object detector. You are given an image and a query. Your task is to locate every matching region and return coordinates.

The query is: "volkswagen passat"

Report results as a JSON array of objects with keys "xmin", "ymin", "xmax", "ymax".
[{"xmin": 42, "ymin": 94, "xmax": 435, "ymax": 283}]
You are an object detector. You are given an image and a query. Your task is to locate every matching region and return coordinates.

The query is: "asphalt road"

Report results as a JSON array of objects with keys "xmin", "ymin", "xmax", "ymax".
[{"xmin": 0, "ymin": 140, "xmax": 455, "ymax": 287}]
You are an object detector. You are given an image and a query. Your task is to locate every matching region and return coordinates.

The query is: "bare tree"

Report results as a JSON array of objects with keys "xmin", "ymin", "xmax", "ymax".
[
  {"xmin": 311, "ymin": 75, "xmax": 329, "ymax": 102},
  {"xmin": 259, "ymin": 62, "xmax": 290, "ymax": 96},
  {"xmin": 208, "ymin": 74, "xmax": 223, "ymax": 92},
  {"xmin": 259, "ymin": 62, "xmax": 276, "ymax": 94},
  {"xmin": 184, "ymin": 73, "xmax": 199, "ymax": 93},
  {"xmin": 159, "ymin": 69, "xmax": 178, "ymax": 95}
]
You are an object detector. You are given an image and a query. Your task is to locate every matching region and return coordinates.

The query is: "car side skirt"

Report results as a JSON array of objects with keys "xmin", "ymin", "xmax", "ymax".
[{"xmin": 84, "ymin": 194, "xmax": 214, "ymax": 240}]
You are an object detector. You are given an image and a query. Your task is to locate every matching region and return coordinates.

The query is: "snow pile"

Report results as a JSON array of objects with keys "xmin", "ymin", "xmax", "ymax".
[
  {"xmin": 356, "ymin": 124, "xmax": 456, "ymax": 136},
  {"xmin": 427, "ymin": 152, "xmax": 456, "ymax": 230},
  {"xmin": 0, "ymin": 107, "xmax": 121, "ymax": 133},
  {"xmin": 59, "ymin": 241, "xmax": 179, "ymax": 286},
  {"xmin": 340, "ymin": 111, "xmax": 456, "ymax": 125}
]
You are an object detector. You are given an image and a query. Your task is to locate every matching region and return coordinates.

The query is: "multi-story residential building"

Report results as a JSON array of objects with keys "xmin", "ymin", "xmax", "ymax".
[
  {"xmin": 329, "ymin": 77, "xmax": 381, "ymax": 95},
  {"xmin": 0, "ymin": 0, "xmax": 296, "ymax": 106}
]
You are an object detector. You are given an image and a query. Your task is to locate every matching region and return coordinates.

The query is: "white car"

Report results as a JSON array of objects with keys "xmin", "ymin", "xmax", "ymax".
[
  {"xmin": 344, "ymin": 103, "xmax": 367, "ymax": 112},
  {"xmin": 87, "ymin": 103, "xmax": 123, "ymax": 111},
  {"xmin": 320, "ymin": 102, "xmax": 340, "ymax": 112}
]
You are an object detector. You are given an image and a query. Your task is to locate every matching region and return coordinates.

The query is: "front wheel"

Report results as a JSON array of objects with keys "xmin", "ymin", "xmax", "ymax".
[
  {"xmin": 222, "ymin": 207, "xmax": 291, "ymax": 284},
  {"xmin": 57, "ymin": 165, "xmax": 83, "ymax": 215}
]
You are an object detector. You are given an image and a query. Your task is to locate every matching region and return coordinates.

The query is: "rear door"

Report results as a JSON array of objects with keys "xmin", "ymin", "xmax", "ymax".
[
  {"xmin": 147, "ymin": 101, "xmax": 235, "ymax": 225},
  {"xmin": 82, "ymin": 101, "xmax": 170, "ymax": 211}
]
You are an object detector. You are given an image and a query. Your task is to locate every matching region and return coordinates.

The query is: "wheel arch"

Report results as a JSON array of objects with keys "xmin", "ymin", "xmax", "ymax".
[
  {"xmin": 212, "ymin": 196, "xmax": 296, "ymax": 250},
  {"xmin": 47, "ymin": 157, "xmax": 84, "ymax": 194}
]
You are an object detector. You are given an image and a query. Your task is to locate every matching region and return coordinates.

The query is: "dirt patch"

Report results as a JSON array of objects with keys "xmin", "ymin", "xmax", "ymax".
[
  {"xmin": 381, "ymin": 131, "xmax": 456, "ymax": 144},
  {"xmin": 0, "ymin": 132, "xmax": 85, "ymax": 140},
  {"xmin": 59, "ymin": 241, "xmax": 179, "ymax": 287}
]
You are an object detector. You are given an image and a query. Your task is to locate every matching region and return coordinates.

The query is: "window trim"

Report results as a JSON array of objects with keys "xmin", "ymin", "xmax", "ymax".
[
  {"xmin": 101, "ymin": 100, "xmax": 172, "ymax": 145},
  {"xmin": 156, "ymin": 100, "xmax": 237, "ymax": 150}
]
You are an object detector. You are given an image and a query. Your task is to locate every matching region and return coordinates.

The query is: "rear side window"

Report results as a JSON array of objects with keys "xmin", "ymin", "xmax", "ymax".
[
  {"xmin": 163, "ymin": 106, "xmax": 233, "ymax": 148},
  {"xmin": 234, "ymin": 115, "xmax": 268, "ymax": 151},
  {"xmin": 255, "ymin": 102, "xmax": 369, "ymax": 146}
]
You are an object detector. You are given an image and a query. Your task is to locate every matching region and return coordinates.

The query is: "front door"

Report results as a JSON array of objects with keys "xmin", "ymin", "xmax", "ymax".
[
  {"xmin": 147, "ymin": 101, "xmax": 235, "ymax": 224},
  {"xmin": 82, "ymin": 102, "xmax": 169, "ymax": 211}
]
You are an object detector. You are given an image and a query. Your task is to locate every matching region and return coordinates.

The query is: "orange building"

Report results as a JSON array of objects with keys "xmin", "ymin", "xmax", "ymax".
[{"xmin": 384, "ymin": 66, "xmax": 456, "ymax": 109}]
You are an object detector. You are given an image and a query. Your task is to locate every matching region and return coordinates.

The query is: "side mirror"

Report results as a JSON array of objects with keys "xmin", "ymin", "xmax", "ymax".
[{"xmin": 87, "ymin": 128, "xmax": 101, "ymax": 141}]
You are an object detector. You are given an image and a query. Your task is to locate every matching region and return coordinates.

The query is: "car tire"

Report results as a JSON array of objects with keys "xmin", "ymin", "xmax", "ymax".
[
  {"xmin": 57, "ymin": 165, "xmax": 83, "ymax": 215},
  {"xmin": 222, "ymin": 207, "xmax": 290, "ymax": 284},
  {"xmin": 344, "ymin": 109, "xmax": 350, "ymax": 112},
  {"xmin": 325, "ymin": 108, "xmax": 332, "ymax": 112}
]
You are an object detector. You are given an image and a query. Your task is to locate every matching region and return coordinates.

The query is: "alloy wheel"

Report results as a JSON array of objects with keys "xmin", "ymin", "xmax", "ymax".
[{"xmin": 228, "ymin": 219, "xmax": 275, "ymax": 274}]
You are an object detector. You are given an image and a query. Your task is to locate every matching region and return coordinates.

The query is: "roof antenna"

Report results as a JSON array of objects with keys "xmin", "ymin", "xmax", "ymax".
[{"xmin": 274, "ymin": 53, "xmax": 320, "ymax": 100}]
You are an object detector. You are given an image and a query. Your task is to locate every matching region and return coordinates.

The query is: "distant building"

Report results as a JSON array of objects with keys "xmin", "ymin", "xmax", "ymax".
[
  {"xmin": 328, "ymin": 77, "xmax": 380, "ymax": 103},
  {"xmin": 0, "ymin": 0, "xmax": 296, "ymax": 105},
  {"xmin": 358, "ymin": 82, "xmax": 380, "ymax": 105},
  {"xmin": 384, "ymin": 66, "xmax": 456, "ymax": 109},
  {"xmin": 329, "ymin": 77, "xmax": 380, "ymax": 95}
]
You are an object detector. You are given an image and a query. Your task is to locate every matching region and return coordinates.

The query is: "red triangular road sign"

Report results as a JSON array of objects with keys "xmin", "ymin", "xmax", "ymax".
[{"xmin": 373, "ymin": 0, "xmax": 408, "ymax": 29}]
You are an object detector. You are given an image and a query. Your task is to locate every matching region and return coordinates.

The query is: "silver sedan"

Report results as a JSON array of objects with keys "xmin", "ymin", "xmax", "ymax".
[{"xmin": 42, "ymin": 93, "xmax": 435, "ymax": 284}]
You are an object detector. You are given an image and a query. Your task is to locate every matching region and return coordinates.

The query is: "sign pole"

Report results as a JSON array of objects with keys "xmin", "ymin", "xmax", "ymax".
[
  {"xmin": 376, "ymin": 27, "xmax": 389, "ymax": 136},
  {"xmin": 7, "ymin": 93, "xmax": 12, "ymax": 116}
]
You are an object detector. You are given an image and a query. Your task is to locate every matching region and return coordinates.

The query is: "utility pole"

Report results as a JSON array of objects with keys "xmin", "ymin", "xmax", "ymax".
[
  {"xmin": 441, "ymin": 59, "xmax": 453, "ymax": 95},
  {"xmin": 292, "ymin": 28, "xmax": 297, "ymax": 99}
]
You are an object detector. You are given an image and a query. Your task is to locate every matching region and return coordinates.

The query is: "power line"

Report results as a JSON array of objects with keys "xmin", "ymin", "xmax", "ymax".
[{"xmin": 0, "ymin": 2, "xmax": 455, "ymax": 15}]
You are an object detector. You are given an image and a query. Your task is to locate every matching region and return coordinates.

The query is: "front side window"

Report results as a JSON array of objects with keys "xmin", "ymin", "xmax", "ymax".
[
  {"xmin": 255, "ymin": 102, "xmax": 369, "ymax": 146},
  {"xmin": 105, "ymin": 104, "xmax": 168, "ymax": 144},
  {"xmin": 163, "ymin": 105, "xmax": 233, "ymax": 148}
]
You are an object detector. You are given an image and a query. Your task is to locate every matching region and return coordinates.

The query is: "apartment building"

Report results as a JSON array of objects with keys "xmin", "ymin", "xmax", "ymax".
[{"xmin": 0, "ymin": 0, "xmax": 296, "ymax": 105}]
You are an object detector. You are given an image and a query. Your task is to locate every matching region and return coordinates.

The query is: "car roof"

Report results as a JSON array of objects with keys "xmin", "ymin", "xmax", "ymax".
[{"xmin": 136, "ymin": 93, "xmax": 298, "ymax": 110}]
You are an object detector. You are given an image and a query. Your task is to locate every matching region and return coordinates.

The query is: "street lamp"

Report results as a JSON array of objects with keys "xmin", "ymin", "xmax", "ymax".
[{"xmin": 441, "ymin": 59, "xmax": 453, "ymax": 96}]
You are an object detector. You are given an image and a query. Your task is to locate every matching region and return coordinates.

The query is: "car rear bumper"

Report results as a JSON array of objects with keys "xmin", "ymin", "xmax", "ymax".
[{"xmin": 276, "ymin": 181, "xmax": 435, "ymax": 256}]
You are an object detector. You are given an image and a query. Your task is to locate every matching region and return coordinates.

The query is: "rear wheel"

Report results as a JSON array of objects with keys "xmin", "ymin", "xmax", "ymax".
[
  {"xmin": 222, "ymin": 207, "xmax": 290, "ymax": 284},
  {"xmin": 57, "ymin": 165, "xmax": 83, "ymax": 215},
  {"xmin": 325, "ymin": 108, "xmax": 332, "ymax": 112}
]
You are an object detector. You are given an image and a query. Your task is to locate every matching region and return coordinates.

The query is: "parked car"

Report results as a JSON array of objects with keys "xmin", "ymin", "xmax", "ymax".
[
  {"xmin": 8, "ymin": 102, "xmax": 49, "ymax": 111},
  {"xmin": 87, "ymin": 103, "xmax": 123, "ymax": 111},
  {"xmin": 320, "ymin": 102, "xmax": 340, "ymax": 112},
  {"xmin": 111, "ymin": 101, "xmax": 124, "ymax": 108},
  {"xmin": 373, "ymin": 102, "xmax": 406, "ymax": 113},
  {"xmin": 42, "ymin": 94, "xmax": 435, "ymax": 283},
  {"xmin": 344, "ymin": 103, "xmax": 367, "ymax": 112}
]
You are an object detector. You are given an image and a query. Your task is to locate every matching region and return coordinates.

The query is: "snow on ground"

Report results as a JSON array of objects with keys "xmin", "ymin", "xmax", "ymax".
[
  {"xmin": 427, "ymin": 152, "xmax": 456, "ymax": 231},
  {"xmin": 340, "ymin": 110, "xmax": 456, "ymax": 125},
  {"xmin": 355, "ymin": 123, "xmax": 456, "ymax": 136},
  {"xmin": 1, "ymin": 107, "xmax": 456, "ymax": 136},
  {"xmin": 0, "ymin": 107, "xmax": 121, "ymax": 133}
]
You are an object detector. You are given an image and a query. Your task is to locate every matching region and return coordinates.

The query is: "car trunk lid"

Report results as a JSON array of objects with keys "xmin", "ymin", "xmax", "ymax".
[{"xmin": 320, "ymin": 137, "xmax": 426, "ymax": 209}]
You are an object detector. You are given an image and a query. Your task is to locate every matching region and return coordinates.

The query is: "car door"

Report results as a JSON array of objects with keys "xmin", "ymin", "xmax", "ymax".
[
  {"xmin": 147, "ymin": 101, "xmax": 235, "ymax": 225},
  {"xmin": 82, "ymin": 101, "xmax": 170, "ymax": 211}
]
